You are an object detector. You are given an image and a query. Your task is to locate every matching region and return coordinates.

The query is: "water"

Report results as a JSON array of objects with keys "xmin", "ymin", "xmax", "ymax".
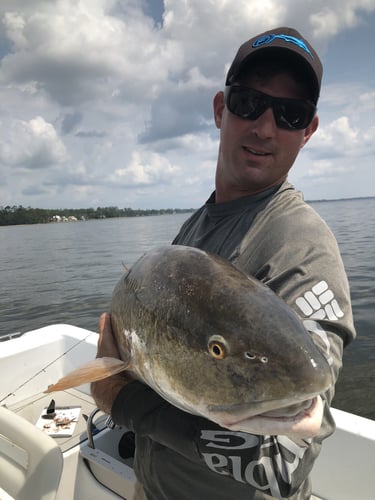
[
  {"xmin": 308, "ymin": 198, "xmax": 375, "ymax": 421},
  {"xmin": 0, "ymin": 214, "xmax": 189, "ymax": 335},
  {"xmin": 0, "ymin": 202, "xmax": 374, "ymax": 419}
]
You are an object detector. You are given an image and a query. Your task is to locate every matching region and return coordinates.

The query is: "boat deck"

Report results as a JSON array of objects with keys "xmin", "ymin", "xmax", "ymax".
[
  {"xmin": 5, "ymin": 388, "xmax": 324, "ymax": 499},
  {"xmin": 5, "ymin": 388, "xmax": 107, "ymax": 453}
]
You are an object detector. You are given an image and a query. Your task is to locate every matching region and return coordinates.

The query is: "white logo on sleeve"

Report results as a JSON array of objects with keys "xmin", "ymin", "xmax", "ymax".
[{"xmin": 295, "ymin": 281, "xmax": 344, "ymax": 320}]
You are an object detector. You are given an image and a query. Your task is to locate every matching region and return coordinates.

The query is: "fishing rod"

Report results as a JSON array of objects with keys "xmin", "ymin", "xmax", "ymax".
[{"xmin": 0, "ymin": 330, "xmax": 97, "ymax": 405}]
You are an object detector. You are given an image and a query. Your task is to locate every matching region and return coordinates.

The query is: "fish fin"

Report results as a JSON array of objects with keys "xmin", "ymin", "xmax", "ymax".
[{"xmin": 44, "ymin": 357, "xmax": 129, "ymax": 393}]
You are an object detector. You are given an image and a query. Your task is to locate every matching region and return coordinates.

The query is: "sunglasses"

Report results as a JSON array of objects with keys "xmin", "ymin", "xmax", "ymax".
[{"xmin": 224, "ymin": 85, "xmax": 316, "ymax": 130}]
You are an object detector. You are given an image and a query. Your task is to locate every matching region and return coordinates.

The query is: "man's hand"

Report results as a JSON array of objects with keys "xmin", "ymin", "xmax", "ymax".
[
  {"xmin": 96, "ymin": 312, "xmax": 121, "ymax": 359},
  {"xmin": 91, "ymin": 312, "xmax": 134, "ymax": 414}
]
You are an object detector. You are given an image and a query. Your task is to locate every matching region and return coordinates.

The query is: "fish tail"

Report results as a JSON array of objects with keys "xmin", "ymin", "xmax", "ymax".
[{"xmin": 44, "ymin": 357, "xmax": 129, "ymax": 393}]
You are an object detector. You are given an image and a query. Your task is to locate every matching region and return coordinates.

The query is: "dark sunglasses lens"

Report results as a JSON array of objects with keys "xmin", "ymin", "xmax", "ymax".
[
  {"xmin": 275, "ymin": 101, "xmax": 314, "ymax": 130},
  {"xmin": 225, "ymin": 86, "xmax": 315, "ymax": 130},
  {"xmin": 226, "ymin": 87, "xmax": 266, "ymax": 120}
]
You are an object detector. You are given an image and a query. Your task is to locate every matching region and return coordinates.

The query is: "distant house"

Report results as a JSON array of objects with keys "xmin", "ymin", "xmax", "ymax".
[{"xmin": 50, "ymin": 215, "xmax": 78, "ymax": 222}]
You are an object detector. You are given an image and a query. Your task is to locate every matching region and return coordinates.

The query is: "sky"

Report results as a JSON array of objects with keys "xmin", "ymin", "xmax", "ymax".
[{"xmin": 0, "ymin": 0, "xmax": 374, "ymax": 210}]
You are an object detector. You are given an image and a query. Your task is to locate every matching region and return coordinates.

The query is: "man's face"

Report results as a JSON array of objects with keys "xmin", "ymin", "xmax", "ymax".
[{"xmin": 213, "ymin": 69, "xmax": 318, "ymax": 203}]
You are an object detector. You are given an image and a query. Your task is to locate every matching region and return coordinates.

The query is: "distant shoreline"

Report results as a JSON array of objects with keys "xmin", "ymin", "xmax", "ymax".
[
  {"xmin": 0, "ymin": 206, "xmax": 195, "ymax": 227},
  {"xmin": 308, "ymin": 196, "xmax": 375, "ymax": 203},
  {"xmin": 1, "ymin": 196, "xmax": 374, "ymax": 226}
]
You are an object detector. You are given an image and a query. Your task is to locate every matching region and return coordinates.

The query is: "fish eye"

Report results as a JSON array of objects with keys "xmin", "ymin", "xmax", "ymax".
[{"xmin": 208, "ymin": 340, "xmax": 226, "ymax": 359}]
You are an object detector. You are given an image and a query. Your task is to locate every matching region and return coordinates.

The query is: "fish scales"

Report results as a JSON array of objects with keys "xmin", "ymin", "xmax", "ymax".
[{"xmin": 46, "ymin": 245, "xmax": 332, "ymax": 438}]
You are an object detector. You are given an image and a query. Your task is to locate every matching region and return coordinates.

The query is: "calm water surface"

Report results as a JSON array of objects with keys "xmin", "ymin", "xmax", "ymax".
[
  {"xmin": 309, "ymin": 199, "xmax": 375, "ymax": 420},
  {"xmin": 1, "ymin": 201, "xmax": 374, "ymax": 419}
]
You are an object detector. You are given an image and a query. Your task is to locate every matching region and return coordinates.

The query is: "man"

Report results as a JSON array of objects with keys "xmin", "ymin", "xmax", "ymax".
[{"xmin": 92, "ymin": 27, "xmax": 355, "ymax": 499}]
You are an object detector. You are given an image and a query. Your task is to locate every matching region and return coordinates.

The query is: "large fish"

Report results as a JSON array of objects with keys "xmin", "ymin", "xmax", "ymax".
[{"xmin": 46, "ymin": 245, "xmax": 332, "ymax": 438}]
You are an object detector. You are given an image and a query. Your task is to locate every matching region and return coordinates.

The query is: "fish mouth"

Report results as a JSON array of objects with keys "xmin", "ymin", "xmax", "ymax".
[
  {"xmin": 225, "ymin": 397, "xmax": 317, "ymax": 426},
  {"xmin": 209, "ymin": 396, "xmax": 324, "ymax": 438}
]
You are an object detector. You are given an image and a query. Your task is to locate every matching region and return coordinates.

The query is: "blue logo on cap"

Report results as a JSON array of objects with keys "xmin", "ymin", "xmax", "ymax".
[{"xmin": 252, "ymin": 33, "xmax": 313, "ymax": 58}]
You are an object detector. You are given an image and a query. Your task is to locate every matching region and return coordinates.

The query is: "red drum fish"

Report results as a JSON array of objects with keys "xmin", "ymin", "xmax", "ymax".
[{"xmin": 46, "ymin": 245, "xmax": 332, "ymax": 438}]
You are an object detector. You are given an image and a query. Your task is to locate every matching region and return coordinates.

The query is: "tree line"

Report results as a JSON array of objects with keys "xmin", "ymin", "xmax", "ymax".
[{"xmin": 0, "ymin": 205, "xmax": 195, "ymax": 226}]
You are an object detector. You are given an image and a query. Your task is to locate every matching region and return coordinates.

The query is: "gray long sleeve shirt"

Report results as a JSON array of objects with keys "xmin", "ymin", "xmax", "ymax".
[{"xmin": 112, "ymin": 181, "xmax": 355, "ymax": 499}]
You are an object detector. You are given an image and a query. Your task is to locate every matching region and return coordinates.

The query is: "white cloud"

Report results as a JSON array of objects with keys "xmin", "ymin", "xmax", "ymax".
[
  {"xmin": 0, "ymin": 0, "xmax": 183, "ymax": 105},
  {"xmin": 0, "ymin": 0, "xmax": 374, "ymax": 207},
  {"xmin": 0, "ymin": 116, "xmax": 68, "ymax": 168},
  {"xmin": 359, "ymin": 90, "xmax": 375, "ymax": 110},
  {"xmin": 109, "ymin": 151, "xmax": 180, "ymax": 187},
  {"xmin": 313, "ymin": 116, "xmax": 358, "ymax": 156},
  {"xmin": 304, "ymin": 159, "xmax": 353, "ymax": 179},
  {"xmin": 310, "ymin": 0, "xmax": 375, "ymax": 37}
]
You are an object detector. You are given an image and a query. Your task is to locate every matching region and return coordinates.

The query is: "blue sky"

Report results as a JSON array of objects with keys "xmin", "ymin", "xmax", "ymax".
[{"xmin": 0, "ymin": 0, "xmax": 374, "ymax": 209}]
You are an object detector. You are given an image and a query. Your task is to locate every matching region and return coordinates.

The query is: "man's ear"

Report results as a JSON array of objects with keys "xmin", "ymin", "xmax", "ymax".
[
  {"xmin": 213, "ymin": 91, "xmax": 225, "ymax": 129},
  {"xmin": 301, "ymin": 114, "xmax": 319, "ymax": 148}
]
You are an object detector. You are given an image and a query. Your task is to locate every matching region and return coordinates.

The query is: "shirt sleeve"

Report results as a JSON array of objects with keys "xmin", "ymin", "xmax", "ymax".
[{"xmin": 111, "ymin": 380, "xmax": 213, "ymax": 463}]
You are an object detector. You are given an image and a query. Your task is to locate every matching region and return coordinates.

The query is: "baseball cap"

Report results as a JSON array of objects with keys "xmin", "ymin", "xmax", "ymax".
[{"xmin": 225, "ymin": 27, "xmax": 323, "ymax": 104}]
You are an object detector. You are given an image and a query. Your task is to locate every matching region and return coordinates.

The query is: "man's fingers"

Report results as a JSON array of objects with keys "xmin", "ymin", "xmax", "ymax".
[
  {"xmin": 98, "ymin": 312, "xmax": 111, "ymax": 336},
  {"xmin": 97, "ymin": 312, "xmax": 120, "ymax": 358}
]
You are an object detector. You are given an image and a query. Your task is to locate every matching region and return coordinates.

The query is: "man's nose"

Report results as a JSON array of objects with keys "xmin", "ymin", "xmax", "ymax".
[{"xmin": 251, "ymin": 106, "xmax": 277, "ymax": 139}]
